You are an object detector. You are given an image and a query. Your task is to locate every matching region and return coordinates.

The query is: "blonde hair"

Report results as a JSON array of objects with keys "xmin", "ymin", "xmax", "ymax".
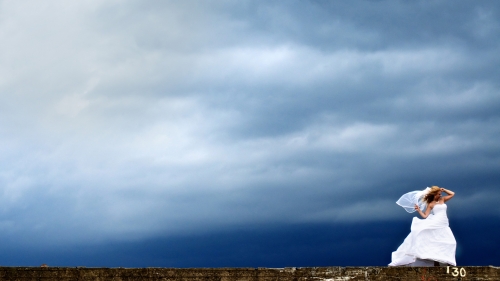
[{"xmin": 423, "ymin": 186, "xmax": 441, "ymax": 204}]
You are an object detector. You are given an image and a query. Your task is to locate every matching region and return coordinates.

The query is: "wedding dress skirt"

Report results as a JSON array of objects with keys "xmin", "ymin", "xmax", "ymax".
[{"xmin": 389, "ymin": 203, "xmax": 456, "ymax": 266}]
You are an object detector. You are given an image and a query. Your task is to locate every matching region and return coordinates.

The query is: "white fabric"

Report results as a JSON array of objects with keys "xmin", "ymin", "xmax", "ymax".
[
  {"xmin": 396, "ymin": 187, "xmax": 430, "ymax": 213},
  {"xmin": 389, "ymin": 203, "xmax": 457, "ymax": 266},
  {"xmin": 406, "ymin": 258, "xmax": 435, "ymax": 267}
]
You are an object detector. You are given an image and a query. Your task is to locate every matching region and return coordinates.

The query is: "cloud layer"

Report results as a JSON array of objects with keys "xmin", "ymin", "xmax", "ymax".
[{"xmin": 0, "ymin": 0, "xmax": 499, "ymax": 264}]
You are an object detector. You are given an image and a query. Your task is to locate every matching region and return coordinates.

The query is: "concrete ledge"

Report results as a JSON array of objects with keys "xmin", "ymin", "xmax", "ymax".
[{"xmin": 0, "ymin": 266, "xmax": 498, "ymax": 281}]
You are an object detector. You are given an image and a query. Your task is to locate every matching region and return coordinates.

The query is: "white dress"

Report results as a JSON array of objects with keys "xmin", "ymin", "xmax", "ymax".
[{"xmin": 389, "ymin": 203, "xmax": 457, "ymax": 266}]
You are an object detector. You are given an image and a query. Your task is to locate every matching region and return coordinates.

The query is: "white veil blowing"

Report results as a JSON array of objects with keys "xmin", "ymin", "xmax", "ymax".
[{"xmin": 396, "ymin": 187, "xmax": 430, "ymax": 213}]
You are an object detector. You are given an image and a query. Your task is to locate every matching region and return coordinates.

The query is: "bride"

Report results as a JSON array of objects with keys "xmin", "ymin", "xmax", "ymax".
[{"xmin": 389, "ymin": 186, "xmax": 457, "ymax": 266}]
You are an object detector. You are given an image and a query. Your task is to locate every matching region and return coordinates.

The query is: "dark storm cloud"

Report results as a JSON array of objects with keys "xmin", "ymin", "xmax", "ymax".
[{"xmin": 0, "ymin": 0, "xmax": 499, "ymax": 266}]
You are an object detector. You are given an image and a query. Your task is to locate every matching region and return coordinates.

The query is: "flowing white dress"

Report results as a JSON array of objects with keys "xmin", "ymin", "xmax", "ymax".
[{"xmin": 389, "ymin": 203, "xmax": 457, "ymax": 266}]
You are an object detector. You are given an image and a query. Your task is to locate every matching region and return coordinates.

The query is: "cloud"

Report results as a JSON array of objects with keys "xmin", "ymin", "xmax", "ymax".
[{"xmin": 0, "ymin": 0, "xmax": 499, "ymax": 255}]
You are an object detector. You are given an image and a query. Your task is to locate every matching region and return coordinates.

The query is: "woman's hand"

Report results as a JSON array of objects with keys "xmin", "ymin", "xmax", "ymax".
[
  {"xmin": 414, "ymin": 204, "xmax": 420, "ymax": 211},
  {"xmin": 440, "ymin": 187, "xmax": 455, "ymax": 202}
]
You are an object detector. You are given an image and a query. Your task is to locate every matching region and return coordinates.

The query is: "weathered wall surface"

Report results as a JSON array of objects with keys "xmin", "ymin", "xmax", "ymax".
[{"xmin": 0, "ymin": 266, "xmax": 498, "ymax": 281}]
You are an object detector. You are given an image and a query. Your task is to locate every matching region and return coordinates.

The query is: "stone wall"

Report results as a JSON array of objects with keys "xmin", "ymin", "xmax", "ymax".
[{"xmin": 0, "ymin": 266, "xmax": 498, "ymax": 281}]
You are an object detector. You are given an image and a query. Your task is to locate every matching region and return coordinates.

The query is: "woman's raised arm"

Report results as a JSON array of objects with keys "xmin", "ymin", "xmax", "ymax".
[{"xmin": 441, "ymin": 187, "xmax": 455, "ymax": 202}]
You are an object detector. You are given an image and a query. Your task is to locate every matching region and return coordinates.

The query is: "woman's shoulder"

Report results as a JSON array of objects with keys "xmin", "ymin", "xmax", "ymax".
[{"xmin": 428, "ymin": 201, "xmax": 438, "ymax": 207}]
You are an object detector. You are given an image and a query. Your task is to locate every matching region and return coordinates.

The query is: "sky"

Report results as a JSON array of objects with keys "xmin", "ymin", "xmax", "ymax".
[{"xmin": 0, "ymin": 0, "xmax": 499, "ymax": 267}]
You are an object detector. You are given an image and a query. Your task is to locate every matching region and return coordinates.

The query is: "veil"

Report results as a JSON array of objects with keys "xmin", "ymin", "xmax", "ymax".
[{"xmin": 396, "ymin": 187, "xmax": 430, "ymax": 213}]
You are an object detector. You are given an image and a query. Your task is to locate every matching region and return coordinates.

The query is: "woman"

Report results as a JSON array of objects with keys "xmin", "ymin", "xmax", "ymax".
[{"xmin": 389, "ymin": 186, "xmax": 457, "ymax": 266}]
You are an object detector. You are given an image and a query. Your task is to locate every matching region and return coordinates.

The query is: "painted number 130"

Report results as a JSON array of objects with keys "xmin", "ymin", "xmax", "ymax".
[{"xmin": 447, "ymin": 266, "xmax": 466, "ymax": 277}]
